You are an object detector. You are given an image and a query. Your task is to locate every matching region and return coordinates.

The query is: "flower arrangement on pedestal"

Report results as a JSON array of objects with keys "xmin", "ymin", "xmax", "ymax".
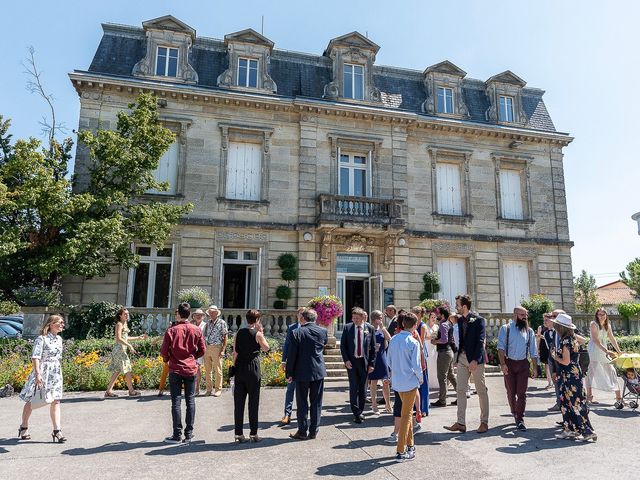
[
  {"xmin": 418, "ymin": 298, "xmax": 451, "ymax": 314},
  {"xmin": 307, "ymin": 295, "xmax": 344, "ymax": 327}
]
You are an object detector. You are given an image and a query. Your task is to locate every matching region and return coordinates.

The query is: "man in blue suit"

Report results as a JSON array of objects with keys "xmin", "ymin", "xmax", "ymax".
[
  {"xmin": 286, "ymin": 307, "xmax": 328, "ymax": 440},
  {"xmin": 340, "ymin": 307, "xmax": 377, "ymax": 423},
  {"xmin": 444, "ymin": 294, "xmax": 490, "ymax": 434},
  {"xmin": 280, "ymin": 310, "xmax": 300, "ymax": 425}
]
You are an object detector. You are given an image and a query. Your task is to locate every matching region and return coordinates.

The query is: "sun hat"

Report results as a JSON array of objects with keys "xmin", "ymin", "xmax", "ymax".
[
  {"xmin": 207, "ymin": 305, "xmax": 220, "ymax": 313},
  {"xmin": 551, "ymin": 313, "xmax": 576, "ymax": 329},
  {"xmin": 192, "ymin": 308, "xmax": 205, "ymax": 317}
]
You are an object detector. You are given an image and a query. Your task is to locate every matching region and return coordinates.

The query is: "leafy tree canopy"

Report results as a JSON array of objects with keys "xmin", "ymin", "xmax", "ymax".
[
  {"xmin": 620, "ymin": 257, "xmax": 640, "ymax": 299},
  {"xmin": 573, "ymin": 269, "xmax": 601, "ymax": 314}
]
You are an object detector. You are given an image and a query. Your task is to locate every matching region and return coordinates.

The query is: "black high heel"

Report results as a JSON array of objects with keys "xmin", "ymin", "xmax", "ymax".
[
  {"xmin": 51, "ymin": 430, "xmax": 66, "ymax": 443},
  {"xmin": 18, "ymin": 425, "xmax": 30, "ymax": 440}
]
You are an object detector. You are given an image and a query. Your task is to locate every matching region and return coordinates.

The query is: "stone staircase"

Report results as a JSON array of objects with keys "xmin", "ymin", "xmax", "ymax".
[{"xmin": 324, "ymin": 344, "xmax": 348, "ymax": 382}]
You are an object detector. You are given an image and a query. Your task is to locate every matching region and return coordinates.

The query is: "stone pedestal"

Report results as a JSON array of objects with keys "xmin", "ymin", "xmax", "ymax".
[
  {"xmin": 325, "ymin": 320, "xmax": 337, "ymax": 348},
  {"xmin": 22, "ymin": 306, "xmax": 52, "ymax": 338}
]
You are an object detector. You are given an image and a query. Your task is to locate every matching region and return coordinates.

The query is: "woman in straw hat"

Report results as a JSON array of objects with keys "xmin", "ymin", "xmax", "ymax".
[{"xmin": 550, "ymin": 313, "xmax": 597, "ymax": 442}]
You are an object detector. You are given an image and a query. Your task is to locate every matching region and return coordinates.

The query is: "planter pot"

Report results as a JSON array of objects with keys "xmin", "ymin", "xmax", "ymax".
[
  {"xmin": 273, "ymin": 300, "xmax": 287, "ymax": 309},
  {"xmin": 20, "ymin": 299, "xmax": 51, "ymax": 307},
  {"xmin": 325, "ymin": 318, "xmax": 337, "ymax": 348}
]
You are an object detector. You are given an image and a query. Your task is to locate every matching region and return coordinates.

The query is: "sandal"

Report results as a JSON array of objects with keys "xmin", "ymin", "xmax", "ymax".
[
  {"xmin": 128, "ymin": 390, "xmax": 141, "ymax": 397},
  {"xmin": 104, "ymin": 391, "xmax": 119, "ymax": 398},
  {"xmin": 51, "ymin": 429, "xmax": 67, "ymax": 443},
  {"xmin": 18, "ymin": 425, "xmax": 31, "ymax": 440}
]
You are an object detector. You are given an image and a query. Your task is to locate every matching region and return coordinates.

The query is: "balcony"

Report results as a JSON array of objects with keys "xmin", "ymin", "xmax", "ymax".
[{"xmin": 317, "ymin": 194, "xmax": 405, "ymax": 228}]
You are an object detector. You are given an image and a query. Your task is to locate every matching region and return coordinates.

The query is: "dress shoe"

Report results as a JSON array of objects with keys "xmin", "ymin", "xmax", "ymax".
[
  {"xmin": 450, "ymin": 399, "xmax": 457, "ymax": 406},
  {"xmin": 280, "ymin": 415, "xmax": 291, "ymax": 425},
  {"xmin": 354, "ymin": 415, "xmax": 364, "ymax": 424},
  {"xmin": 443, "ymin": 422, "xmax": 466, "ymax": 433},
  {"xmin": 476, "ymin": 422, "xmax": 489, "ymax": 434},
  {"xmin": 430, "ymin": 401, "xmax": 446, "ymax": 408},
  {"xmin": 289, "ymin": 431, "xmax": 308, "ymax": 440},
  {"xmin": 308, "ymin": 432, "xmax": 317, "ymax": 440}
]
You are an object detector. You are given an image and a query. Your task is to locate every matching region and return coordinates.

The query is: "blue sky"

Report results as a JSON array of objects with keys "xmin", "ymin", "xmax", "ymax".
[{"xmin": 2, "ymin": 0, "xmax": 639, "ymax": 286}]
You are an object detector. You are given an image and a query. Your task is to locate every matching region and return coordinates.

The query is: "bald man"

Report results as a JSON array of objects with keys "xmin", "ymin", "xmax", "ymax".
[{"xmin": 497, "ymin": 306, "xmax": 538, "ymax": 431}]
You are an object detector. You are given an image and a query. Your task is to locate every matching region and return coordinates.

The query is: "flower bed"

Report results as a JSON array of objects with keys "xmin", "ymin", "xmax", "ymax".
[{"xmin": 0, "ymin": 335, "xmax": 287, "ymax": 392}]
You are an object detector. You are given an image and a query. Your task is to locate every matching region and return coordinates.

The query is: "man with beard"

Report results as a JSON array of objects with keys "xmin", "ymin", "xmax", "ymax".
[{"xmin": 497, "ymin": 306, "xmax": 538, "ymax": 431}]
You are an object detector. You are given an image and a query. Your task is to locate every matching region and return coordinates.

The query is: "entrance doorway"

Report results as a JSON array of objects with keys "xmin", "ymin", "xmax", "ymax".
[
  {"xmin": 220, "ymin": 248, "xmax": 260, "ymax": 309},
  {"xmin": 343, "ymin": 278, "xmax": 369, "ymax": 324}
]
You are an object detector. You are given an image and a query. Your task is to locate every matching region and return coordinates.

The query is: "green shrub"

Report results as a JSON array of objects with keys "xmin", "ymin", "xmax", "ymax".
[
  {"xmin": 419, "ymin": 272, "xmax": 440, "ymax": 301},
  {"xmin": 618, "ymin": 303, "xmax": 640, "ymax": 319},
  {"xmin": 275, "ymin": 285, "xmax": 292, "ymax": 301},
  {"xmin": 277, "ymin": 253, "xmax": 298, "ymax": 270},
  {"xmin": 521, "ymin": 294, "xmax": 554, "ymax": 331},
  {"xmin": 0, "ymin": 300, "xmax": 20, "ymax": 315},
  {"xmin": 13, "ymin": 285, "xmax": 61, "ymax": 306},
  {"xmin": 64, "ymin": 302, "xmax": 142, "ymax": 340},
  {"xmin": 177, "ymin": 286, "xmax": 211, "ymax": 309}
]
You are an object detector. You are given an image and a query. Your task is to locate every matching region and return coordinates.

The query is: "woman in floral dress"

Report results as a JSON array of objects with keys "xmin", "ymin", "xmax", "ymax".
[
  {"xmin": 104, "ymin": 307, "xmax": 146, "ymax": 397},
  {"xmin": 550, "ymin": 313, "xmax": 597, "ymax": 442},
  {"xmin": 18, "ymin": 314, "xmax": 67, "ymax": 443}
]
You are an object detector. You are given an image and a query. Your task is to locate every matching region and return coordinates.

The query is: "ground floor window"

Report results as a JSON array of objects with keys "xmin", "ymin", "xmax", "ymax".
[
  {"xmin": 503, "ymin": 260, "xmax": 530, "ymax": 311},
  {"xmin": 127, "ymin": 246, "xmax": 174, "ymax": 308},
  {"xmin": 221, "ymin": 248, "xmax": 260, "ymax": 309},
  {"xmin": 437, "ymin": 257, "xmax": 467, "ymax": 307}
]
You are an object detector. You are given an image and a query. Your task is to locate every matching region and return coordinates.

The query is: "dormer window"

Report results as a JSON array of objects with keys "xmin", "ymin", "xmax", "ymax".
[
  {"xmin": 343, "ymin": 64, "xmax": 365, "ymax": 100},
  {"xmin": 238, "ymin": 58, "xmax": 259, "ymax": 88},
  {"xmin": 437, "ymin": 87, "xmax": 454, "ymax": 114},
  {"xmin": 156, "ymin": 47, "xmax": 179, "ymax": 77},
  {"xmin": 499, "ymin": 96, "xmax": 514, "ymax": 122}
]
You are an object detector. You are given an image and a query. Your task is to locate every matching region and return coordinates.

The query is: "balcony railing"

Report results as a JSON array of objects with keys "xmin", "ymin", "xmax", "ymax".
[{"xmin": 318, "ymin": 194, "xmax": 404, "ymax": 225}]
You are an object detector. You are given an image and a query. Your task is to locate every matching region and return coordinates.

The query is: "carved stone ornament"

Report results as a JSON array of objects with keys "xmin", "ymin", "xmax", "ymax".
[
  {"xmin": 342, "ymin": 234, "xmax": 374, "ymax": 252},
  {"xmin": 216, "ymin": 29, "xmax": 277, "ymax": 94},
  {"xmin": 498, "ymin": 245, "xmax": 537, "ymax": 258},
  {"xmin": 320, "ymin": 232, "xmax": 332, "ymax": 266},
  {"xmin": 216, "ymin": 231, "xmax": 268, "ymax": 242},
  {"xmin": 421, "ymin": 61, "xmax": 469, "ymax": 118},
  {"xmin": 383, "ymin": 235, "xmax": 396, "ymax": 269},
  {"xmin": 432, "ymin": 242, "xmax": 473, "ymax": 255},
  {"xmin": 132, "ymin": 16, "xmax": 199, "ymax": 84},
  {"xmin": 484, "ymin": 70, "xmax": 528, "ymax": 125}
]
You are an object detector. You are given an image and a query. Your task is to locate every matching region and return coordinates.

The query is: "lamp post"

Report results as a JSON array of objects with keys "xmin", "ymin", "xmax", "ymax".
[{"xmin": 633, "ymin": 212, "xmax": 640, "ymax": 235}]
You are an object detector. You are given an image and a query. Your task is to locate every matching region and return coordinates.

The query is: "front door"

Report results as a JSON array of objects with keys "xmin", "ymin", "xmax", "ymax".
[{"xmin": 336, "ymin": 253, "xmax": 372, "ymax": 336}]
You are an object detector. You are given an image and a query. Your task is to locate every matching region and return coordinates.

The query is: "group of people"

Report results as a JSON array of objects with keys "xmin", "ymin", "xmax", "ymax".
[{"xmin": 16, "ymin": 295, "xmax": 628, "ymax": 455}]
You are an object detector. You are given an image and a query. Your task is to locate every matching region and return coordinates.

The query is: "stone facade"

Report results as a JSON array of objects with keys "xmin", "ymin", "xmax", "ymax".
[{"xmin": 64, "ymin": 16, "xmax": 575, "ymax": 322}]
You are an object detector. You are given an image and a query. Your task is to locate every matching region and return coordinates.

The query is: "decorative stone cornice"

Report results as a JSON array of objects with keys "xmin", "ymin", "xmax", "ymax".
[{"xmin": 68, "ymin": 71, "xmax": 574, "ymax": 147}]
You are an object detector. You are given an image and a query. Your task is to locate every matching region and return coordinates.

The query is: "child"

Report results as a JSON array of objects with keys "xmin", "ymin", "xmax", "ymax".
[{"xmin": 625, "ymin": 369, "xmax": 639, "ymax": 393}]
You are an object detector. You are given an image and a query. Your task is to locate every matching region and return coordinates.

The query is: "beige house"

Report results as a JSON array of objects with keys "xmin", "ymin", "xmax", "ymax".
[{"xmin": 64, "ymin": 15, "xmax": 575, "ymax": 333}]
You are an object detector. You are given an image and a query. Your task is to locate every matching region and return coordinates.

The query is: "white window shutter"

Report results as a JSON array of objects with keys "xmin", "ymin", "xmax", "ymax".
[
  {"xmin": 437, "ymin": 257, "xmax": 467, "ymax": 306},
  {"xmin": 226, "ymin": 143, "xmax": 239, "ymax": 199},
  {"xmin": 227, "ymin": 143, "xmax": 262, "ymax": 201},
  {"xmin": 500, "ymin": 170, "xmax": 523, "ymax": 219},
  {"xmin": 437, "ymin": 164, "xmax": 461, "ymax": 215},
  {"xmin": 150, "ymin": 142, "xmax": 178, "ymax": 195},
  {"xmin": 503, "ymin": 261, "xmax": 530, "ymax": 311}
]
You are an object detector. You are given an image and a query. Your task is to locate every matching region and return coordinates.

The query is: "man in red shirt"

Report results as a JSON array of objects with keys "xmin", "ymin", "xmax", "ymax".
[{"xmin": 160, "ymin": 302, "xmax": 206, "ymax": 443}]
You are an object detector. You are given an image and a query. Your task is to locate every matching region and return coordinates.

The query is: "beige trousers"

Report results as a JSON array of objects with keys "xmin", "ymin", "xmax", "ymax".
[
  {"xmin": 456, "ymin": 354, "xmax": 489, "ymax": 426},
  {"xmin": 203, "ymin": 344, "xmax": 224, "ymax": 392}
]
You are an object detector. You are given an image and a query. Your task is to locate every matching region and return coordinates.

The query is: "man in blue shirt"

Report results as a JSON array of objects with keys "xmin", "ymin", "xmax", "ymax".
[
  {"xmin": 497, "ymin": 306, "xmax": 538, "ymax": 431},
  {"xmin": 387, "ymin": 311, "xmax": 422, "ymax": 462}
]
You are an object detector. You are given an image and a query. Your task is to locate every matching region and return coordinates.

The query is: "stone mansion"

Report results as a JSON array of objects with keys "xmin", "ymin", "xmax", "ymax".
[{"xmin": 64, "ymin": 15, "xmax": 575, "ymax": 331}]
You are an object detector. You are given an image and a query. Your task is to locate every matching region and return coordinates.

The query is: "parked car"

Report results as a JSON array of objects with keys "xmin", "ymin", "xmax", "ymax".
[
  {"xmin": 0, "ymin": 319, "xmax": 23, "ymax": 333},
  {"xmin": 0, "ymin": 315, "xmax": 23, "ymax": 323},
  {"xmin": 0, "ymin": 323, "xmax": 21, "ymax": 338}
]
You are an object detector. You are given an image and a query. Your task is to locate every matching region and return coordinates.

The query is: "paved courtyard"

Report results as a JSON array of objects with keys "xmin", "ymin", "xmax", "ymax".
[{"xmin": 1, "ymin": 375, "xmax": 638, "ymax": 479}]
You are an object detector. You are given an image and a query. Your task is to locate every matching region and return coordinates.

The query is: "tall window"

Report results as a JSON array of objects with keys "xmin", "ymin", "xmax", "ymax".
[
  {"xmin": 149, "ymin": 141, "xmax": 179, "ymax": 195},
  {"xmin": 339, "ymin": 153, "xmax": 369, "ymax": 197},
  {"xmin": 437, "ymin": 257, "xmax": 467, "ymax": 307},
  {"xmin": 156, "ymin": 47, "xmax": 178, "ymax": 77},
  {"xmin": 499, "ymin": 170, "xmax": 524, "ymax": 219},
  {"xmin": 437, "ymin": 87, "xmax": 454, "ymax": 114},
  {"xmin": 238, "ymin": 58, "xmax": 259, "ymax": 88},
  {"xmin": 343, "ymin": 63, "xmax": 364, "ymax": 100},
  {"xmin": 499, "ymin": 95, "xmax": 514, "ymax": 122},
  {"xmin": 222, "ymin": 248, "xmax": 260, "ymax": 309},
  {"xmin": 436, "ymin": 163, "xmax": 462, "ymax": 215},
  {"xmin": 226, "ymin": 142, "xmax": 261, "ymax": 201},
  {"xmin": 129, "ymin": 246, "xmax": 173, "ymax": 308},
  {"xmin": 503, "ymin": 261, "xmax": 530, "ymax": 311}
]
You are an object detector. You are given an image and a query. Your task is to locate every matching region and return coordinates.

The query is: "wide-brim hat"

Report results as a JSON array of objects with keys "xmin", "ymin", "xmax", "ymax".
[
  {"xmin": 192, "ymin": 308, "xmax": 205, "ymax": 317},
  {"xmin": 207, "ymin": 305, "xmax": 220, "ymax": 313},
  {"xmin": 550, "ymin": 313, "xmax": 576, "ymax": 330}
]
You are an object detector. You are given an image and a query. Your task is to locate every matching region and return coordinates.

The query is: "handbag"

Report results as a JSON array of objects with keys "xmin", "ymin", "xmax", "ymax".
[{"xmin": 30, "ymin": 385, "xmax": 53, "ymax": 409}]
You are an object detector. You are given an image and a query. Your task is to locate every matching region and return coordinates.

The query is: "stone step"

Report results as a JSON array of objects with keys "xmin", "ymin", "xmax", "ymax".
[
  {"xmin": 326, "ymin": 368, "xmax": 348, "ymax": 378},
  {"xmin": 324, "ymin": 355, "xmax": 343, "ymax": 362},
  {"xmin": 325, "ymin": 376, "xmax": 348, "ymax": 382}
]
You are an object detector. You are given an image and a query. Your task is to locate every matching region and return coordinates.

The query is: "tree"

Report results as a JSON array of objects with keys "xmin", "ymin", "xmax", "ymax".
[
  {"xmin": 574, "ymin": 270, "xmax": 601, "ymax": 313},
  {"xmin": 620, "ymin": 258, "xmax": 640, "ymax": 299},
  {"xmin": 0, "ymin": 94, "xmax": 193, "ymax": 298}
]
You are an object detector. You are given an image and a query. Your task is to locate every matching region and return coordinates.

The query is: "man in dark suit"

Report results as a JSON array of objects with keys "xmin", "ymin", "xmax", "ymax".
[
  {"xmin": 280, "ymin": 310, "xmax": 301, "ymax": 425},
  {"xmin": 286, "ymin": 307, "xmax": 328, "ymax": 440},
  {"xmin": 340, "ymin": 307, "xmax": 377, "ymax": 423},
  {"xmin": 444, "ymin": 294, "xmax": 490, "ymax": 434}
]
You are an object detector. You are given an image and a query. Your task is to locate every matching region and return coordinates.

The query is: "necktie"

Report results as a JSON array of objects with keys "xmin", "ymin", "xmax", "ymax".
[{"xmin": 357, "ymin": 326, "xmax": 362, "ymax": 357}]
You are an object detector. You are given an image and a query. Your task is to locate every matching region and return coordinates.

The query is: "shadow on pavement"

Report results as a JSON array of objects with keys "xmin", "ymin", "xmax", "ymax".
[
  {"xmin": 591, "ymin": 408, "xmax": 639, "ymax": 418},
  {"xmin": 61, "ymin": 441, "xmax": 166, "ymax": 455},
  {"xmin": 315, "ymin": 456, "xmax": 397, "ymax": 476},
  {"xmin": 145, "ymin": 436, "xmax": 291, "ymax": 455},
  {"xmin": 495, "ymin": 427, "xmax": 590, "ymax": 453}
]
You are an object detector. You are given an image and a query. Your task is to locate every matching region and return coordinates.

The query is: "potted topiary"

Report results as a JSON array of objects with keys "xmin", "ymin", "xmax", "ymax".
[
  {"xmin": 177, "ymin": 286, "xmax": 211, "ymax": 309},
  {"xmin": 419, "ymin": 272, "xmax": 440, "ymax": 301},
  {"xmin": 274, "ymin": 253, "xmax": 298, "ymax": 309}
]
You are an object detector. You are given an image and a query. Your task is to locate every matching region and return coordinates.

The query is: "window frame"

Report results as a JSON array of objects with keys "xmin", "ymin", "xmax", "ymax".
[
  {"xmin": 428, "ymin": 146, "xmax": 473, "ymax": 225},
  {"xmin": 155, "ymin": 46, "xmax": 179, "ymax": 77},
  {"xmin": 126, "ymin": 245, "xmax": 175, "ymax": 308},
  {"xmin": 343, "ymin": 63, "xmax": 365, "ymax": 100},
  {"xmin": 337, "ymin": 151, "xmax": 371, "ymax": 197},
  {"xmin": 492, "ymin": 153, "xmax": 535, "ymax": 227},
  {"xmin": 436, "ymin": 86, "xmax": 454, "ymax": 114},
  {"xmin": 219, "ymin": 246, "xmax": 261, "ymax": 310},
  {"xmin": 499, "ymin": 95, "xmax": 515, "ymax": 122},
  {"xmin": 237, "ymin": 57, "xmax": 259, "ymax": 88},
  {"xmin": 226, "ymin": 141, "xmax": 262, "ymax": 201}
]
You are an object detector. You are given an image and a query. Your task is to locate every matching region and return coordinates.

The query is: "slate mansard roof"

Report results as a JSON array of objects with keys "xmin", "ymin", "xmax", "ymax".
[{"xmin": 86, "ymin": 23, "xmax": 557, "ymax": 133}]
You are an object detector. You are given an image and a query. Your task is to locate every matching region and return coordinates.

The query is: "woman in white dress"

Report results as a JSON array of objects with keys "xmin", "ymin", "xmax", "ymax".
[
  {"xmin": 18, "ymin": 315, "xmax": 66, "ymax": 443},
  {"xmin": 425, "ymin": 311, "xmax": 440, "ymax": 389},
  {"xmin": 586, "ymin": 308, "xmax": 623, "ymax": 407}
]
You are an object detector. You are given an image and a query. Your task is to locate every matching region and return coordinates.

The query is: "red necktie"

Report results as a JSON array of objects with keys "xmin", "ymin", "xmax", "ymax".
[{"xmin": 357, "ymin": 326, "xmax": 362, "ymax": 357}]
